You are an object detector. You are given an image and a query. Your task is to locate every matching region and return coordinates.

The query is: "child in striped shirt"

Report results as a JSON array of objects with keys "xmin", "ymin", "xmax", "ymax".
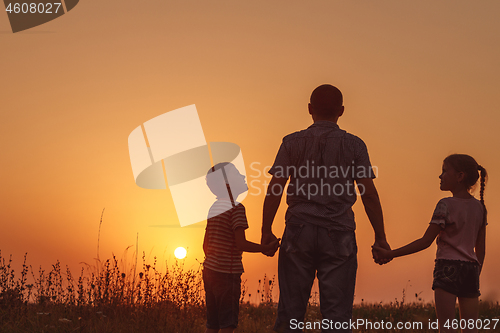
[{"xmin": 203, "ymin": 162, "xmax": 279, "ymax": 333}]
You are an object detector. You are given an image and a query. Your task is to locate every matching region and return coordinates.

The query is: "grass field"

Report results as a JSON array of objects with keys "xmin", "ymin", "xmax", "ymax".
[{"xmin": 1, "ymin": 252, "xmax": 499, "ymax": 332}]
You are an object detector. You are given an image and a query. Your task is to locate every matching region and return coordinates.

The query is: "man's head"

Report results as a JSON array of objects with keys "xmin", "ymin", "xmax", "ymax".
[{"xmin": 308, "ymin": 84, "xmax": 344, "ymax": 122}]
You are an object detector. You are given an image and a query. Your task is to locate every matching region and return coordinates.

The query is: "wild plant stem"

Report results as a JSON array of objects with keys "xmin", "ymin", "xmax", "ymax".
[{"xmin": 97, "ymin": 208, "xmax": 105, "ymax": 262}]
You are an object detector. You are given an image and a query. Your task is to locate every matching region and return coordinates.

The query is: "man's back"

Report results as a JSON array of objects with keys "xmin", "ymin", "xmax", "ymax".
[{"xmin": 269, "ymin": 120, "xmax": 375, "ymax": 230}]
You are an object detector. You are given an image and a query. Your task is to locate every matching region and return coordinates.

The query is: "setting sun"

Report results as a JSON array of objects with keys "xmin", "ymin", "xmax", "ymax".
[{"xmin": 174, "ymin": 247, "xmax": 187, "ymax": 260}]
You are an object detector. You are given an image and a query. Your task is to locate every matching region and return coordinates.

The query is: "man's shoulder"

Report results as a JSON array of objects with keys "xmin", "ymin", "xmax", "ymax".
[
  {"xmin": 281, "ymin": 128, "xmax": 367, "ymax": 144},
  {"xmin": 281, "ymin": 129, "xmax": 307, "ymax": 142},
  {"xmin": 343, "ymin": 131, "xmax": 368, "ymax": 146}
]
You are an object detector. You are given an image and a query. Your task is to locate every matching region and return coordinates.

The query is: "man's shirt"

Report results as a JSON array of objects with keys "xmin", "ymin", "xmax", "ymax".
[{"xmin": 269, "ymin": 121, "xmax": 375, "ymax": 230}]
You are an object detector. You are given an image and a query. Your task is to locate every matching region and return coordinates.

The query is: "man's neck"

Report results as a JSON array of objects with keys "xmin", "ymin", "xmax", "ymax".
[
  {"xmin": 312, "ymin": 116, "xmax": 339, "ymax": 123},
  {"xmin": 312, "ymin": 119, "xmax": 339, "ymax": 124}
]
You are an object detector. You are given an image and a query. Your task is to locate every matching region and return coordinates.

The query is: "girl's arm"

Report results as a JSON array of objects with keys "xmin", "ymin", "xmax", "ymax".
[
  {"xmin": 373, "ymin": 224, "xmax": 442, "ymax": 260},
  {"xmin": 475, "ymin": 224, "xmax": 486, "ymax": 272}
]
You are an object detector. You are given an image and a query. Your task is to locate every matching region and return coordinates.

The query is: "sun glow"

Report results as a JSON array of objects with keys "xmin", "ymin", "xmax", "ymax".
[{"xmin": 174, "ymin": 247, "xmax": 187, "ymax": 259}]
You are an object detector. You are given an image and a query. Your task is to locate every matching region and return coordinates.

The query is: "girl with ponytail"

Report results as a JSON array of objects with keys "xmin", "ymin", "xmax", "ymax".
[{"xmin": 373, "ymin": 154, "xmax": 487, "ymax": 333}]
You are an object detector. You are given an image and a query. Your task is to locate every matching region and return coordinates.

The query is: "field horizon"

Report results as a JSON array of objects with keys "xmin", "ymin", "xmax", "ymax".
[{"xmin": 1, "ymin": 251, "xmax": 499, "ymax": 332}]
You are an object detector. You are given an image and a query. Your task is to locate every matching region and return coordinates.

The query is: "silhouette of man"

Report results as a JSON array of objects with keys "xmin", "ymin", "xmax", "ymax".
[{"xmin": 261, "ymin": 84, "xmax": 391, "ymax": 332}]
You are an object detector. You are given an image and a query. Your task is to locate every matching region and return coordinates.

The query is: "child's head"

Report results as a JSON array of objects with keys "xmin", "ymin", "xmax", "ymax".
[
  {"xmin": 442, "ymin": 154, "xmax": 487, "ymax": 205},
  {"xmin": 206, "ymin": 162, "xmax": 247, "ymax": 199}
]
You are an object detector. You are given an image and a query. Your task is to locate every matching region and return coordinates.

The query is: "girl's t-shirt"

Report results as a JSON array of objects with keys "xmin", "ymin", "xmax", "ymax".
[{"xmin": 430, "ymin": 197, "xmax": 485, "ymax": 263}]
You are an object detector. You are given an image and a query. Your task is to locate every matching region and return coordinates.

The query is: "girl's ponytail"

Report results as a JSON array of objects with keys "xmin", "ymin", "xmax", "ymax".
[
  {"xmin": 444, "ymin": 154, "xmax": 488, "ymax": 225},
  {"xmin": 478, "ymin": 165, "xmax": 488, "ymax": 226}
]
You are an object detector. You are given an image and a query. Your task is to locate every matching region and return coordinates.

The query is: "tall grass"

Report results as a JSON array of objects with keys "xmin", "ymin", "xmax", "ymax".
[
  {"xmin": 0, "ymin": 251, "xmax": 205, "ymax": 332},
  {"xmin": 1, "ymin": 251, "xmax": 499, "ymax": 332}
]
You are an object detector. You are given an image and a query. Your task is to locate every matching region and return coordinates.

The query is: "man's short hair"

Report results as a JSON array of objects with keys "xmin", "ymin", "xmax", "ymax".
[{"xmin": 310, "ymin": 84, "xmax": 343, "ymax": 117}]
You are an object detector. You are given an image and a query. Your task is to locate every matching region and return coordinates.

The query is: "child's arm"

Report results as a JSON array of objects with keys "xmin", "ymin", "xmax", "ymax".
[
  {"xmin": 373, "ymin": 224, "xmax": 441, "ymax": 260},
  {"xmin": 475, "ymin": 224, "xmax": 486, "ymax": 272},
  {"xmin": 234, "ymin": 227, "xmax": 280, "ymax": 254}
]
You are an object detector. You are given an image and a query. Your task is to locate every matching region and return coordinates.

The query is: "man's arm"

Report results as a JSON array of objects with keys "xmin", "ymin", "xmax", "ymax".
[
  {"xmin": 261, "ymin": 175, "xmax": 288, "ymax": 255},
  {"xmin": 356, "ymin": 177, "xmax": 391, "ymax": 264}
]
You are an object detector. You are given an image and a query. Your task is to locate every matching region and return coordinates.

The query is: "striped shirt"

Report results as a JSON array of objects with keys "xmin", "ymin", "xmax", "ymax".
[
  {"xmin": 203, "ymin": 200, "xmax": 249, "ymax": 274},
  {"xmin": 269, "ymin": 121, "xmax": 376, "ymax": 230}
]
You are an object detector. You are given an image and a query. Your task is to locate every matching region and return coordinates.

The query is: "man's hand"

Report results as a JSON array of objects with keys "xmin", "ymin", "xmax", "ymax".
[
  {"xmin": 372, "ymin": 245, "xmax": 394, "ymax": 262},
  {"xmin": 261, "ymin": 232, "xmax": 279, "ymax": 257},
  {"xmin": 262, "ymin": 237, "xmax": 280, "ymax": 257},
  {"xmin": 372, "ymin": 239, "xmax": 392, "ymax": 265}
]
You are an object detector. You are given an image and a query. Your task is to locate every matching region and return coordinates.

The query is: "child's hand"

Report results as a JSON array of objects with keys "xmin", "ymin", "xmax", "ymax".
[
  {"xmin": 263, "ymin": 238, "xmax": 280, "ymax": 257},
  {"xmin": 372, "ymin": 245, "xmax": 394, "ymax": 261}
]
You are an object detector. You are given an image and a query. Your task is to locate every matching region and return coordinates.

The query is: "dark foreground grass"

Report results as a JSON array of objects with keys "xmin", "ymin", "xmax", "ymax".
[{"xmin": 1, "ymin": 252, "xmax": 499, "ymax": 332}]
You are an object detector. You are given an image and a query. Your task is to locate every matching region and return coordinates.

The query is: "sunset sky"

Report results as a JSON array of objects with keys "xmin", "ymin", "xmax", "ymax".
[{"xmin": 1, "ymin": 0, "xmax": 499, "ymax": 304}]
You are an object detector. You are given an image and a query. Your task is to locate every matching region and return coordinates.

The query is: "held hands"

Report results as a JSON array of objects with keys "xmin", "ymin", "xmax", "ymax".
[
  {"xmin": 372, "ymin": 245, "xmax": 394, "ymax": 263},
  {"xmin": 371, "ymin": 239, "xmax": 392, "ymax": 265},
  {"xmin": 263, "ymin": 238, "xmax": 280, "ymax": 257},
  {"xmin": 261, "ymin": 232, "xmax": 280, "ymax": 257}
]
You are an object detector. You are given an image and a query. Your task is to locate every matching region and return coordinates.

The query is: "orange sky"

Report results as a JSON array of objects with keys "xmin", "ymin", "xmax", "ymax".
[{"xmin": 1, "ymin": 0, "xmax": 499, "ymax": 304}]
